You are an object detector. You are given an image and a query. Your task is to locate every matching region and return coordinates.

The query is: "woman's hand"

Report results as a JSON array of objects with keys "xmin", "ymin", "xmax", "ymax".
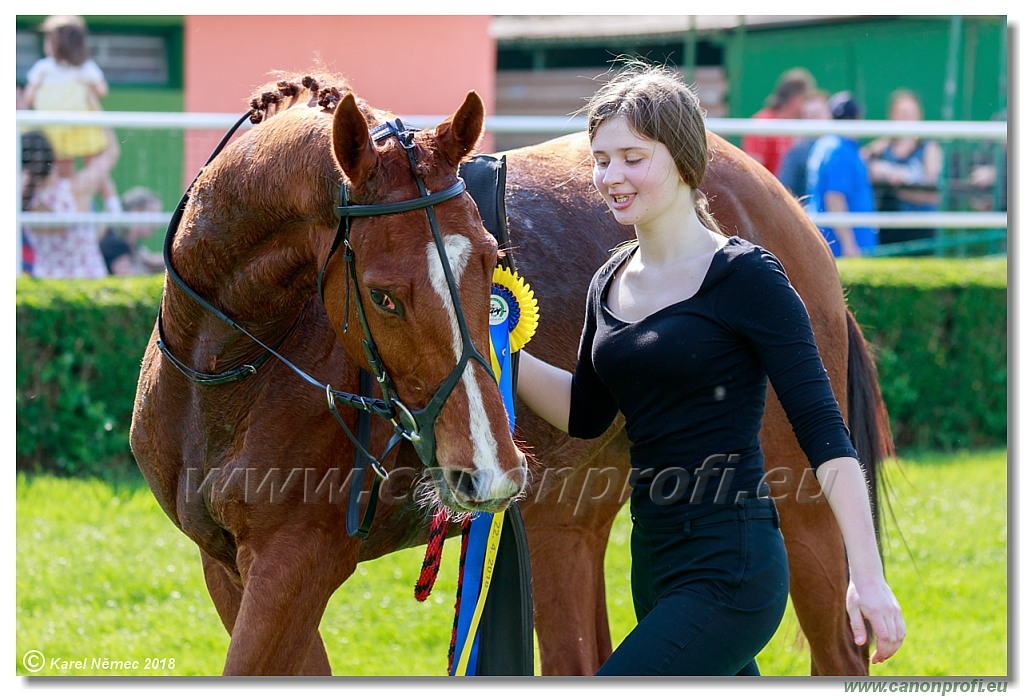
[
  {"xmin": 817, "ymin": 456, "xmax": 906, "ymax": 664},
  {"xmin": 847, "ymin": 574, "xmax": 906, "ymax": 663}
]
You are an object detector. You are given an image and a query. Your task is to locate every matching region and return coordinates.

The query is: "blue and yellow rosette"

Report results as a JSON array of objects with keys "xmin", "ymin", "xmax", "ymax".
[
  {"xmin": 489, "ymin": 266, "xmax": 539, "ymax": 355},
  {"xmin": 450, "ymin": 267, "xmax": 538, "ymax": 676}
]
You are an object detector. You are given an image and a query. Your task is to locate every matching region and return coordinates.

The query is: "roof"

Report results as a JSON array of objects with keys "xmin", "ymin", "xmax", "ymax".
[{"xmin": 491, "ymin": 15, "xmax": 851, "ymax": 46}]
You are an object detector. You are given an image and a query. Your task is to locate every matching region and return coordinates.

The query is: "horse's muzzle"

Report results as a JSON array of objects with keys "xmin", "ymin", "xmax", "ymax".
[{"xmin": 440, "ymin": 454, "xmax": 528, "ymax": 513}]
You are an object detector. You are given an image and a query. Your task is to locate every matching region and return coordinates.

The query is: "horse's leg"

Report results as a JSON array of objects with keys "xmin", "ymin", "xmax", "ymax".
[
  {"xmin": 221, "ymin": 524, "xmax": 356, "ymax": 676},
  {"xmin": 521, "ymin": 432, "xmax": 630, "ymax": 676},
  {"xmin": 200, "ymin": 548, "xmax": 334, "ymax": 675},
  {"xmin": 201, "ymin": 551, "xmax": 243, "ymax": 633},
  {"xmin": 526, "ymin": 508, "xmax": 614, "ymax": 675},
  {"xmin": 779, "ymin": 483, "xmax": 869, "ymax": 675},
  {"xmin": 762, "ymin": 401, "xmax": 870, "ymax": 676}
]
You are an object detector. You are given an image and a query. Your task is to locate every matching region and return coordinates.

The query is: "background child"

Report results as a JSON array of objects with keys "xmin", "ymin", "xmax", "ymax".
[{"xmin": 24, "ymin": 15, "xmax": 110, "ymax": 166}]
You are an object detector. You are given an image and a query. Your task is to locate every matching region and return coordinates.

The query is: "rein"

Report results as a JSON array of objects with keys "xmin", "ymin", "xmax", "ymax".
[{"xmin": 157, "ymin": 110, "xmax": 492, "ymax": 539}]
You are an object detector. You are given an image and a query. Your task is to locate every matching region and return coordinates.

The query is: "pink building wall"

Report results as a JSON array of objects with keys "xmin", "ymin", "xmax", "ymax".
[{"xmin": 183, "ymin": 15, "xmax": 496, "ymax": 174}]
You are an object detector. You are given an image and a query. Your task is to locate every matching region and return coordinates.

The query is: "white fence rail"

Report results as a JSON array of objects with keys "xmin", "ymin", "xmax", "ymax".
[
  {"xmin": 16, "ymin": 111, "xmax": 1007, "ymax": 239},
  {"xmin": 16, "ymin": 110, "xmax": 1009, "ymax": 141}
]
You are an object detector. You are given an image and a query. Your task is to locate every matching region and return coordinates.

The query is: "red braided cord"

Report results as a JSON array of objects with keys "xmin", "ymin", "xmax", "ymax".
[
  {"xmin": 446, "ymin": 519, "xmax": 472, "ymax": 675},
  {"xmin": 414, "ymin": 509, "xmax": 449, "ymax": 602}
]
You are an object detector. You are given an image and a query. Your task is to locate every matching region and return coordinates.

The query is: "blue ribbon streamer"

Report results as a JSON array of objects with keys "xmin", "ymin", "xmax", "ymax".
[{"xmin": 450, "ymin": 313, "xmax": 515, "ymax": 675}]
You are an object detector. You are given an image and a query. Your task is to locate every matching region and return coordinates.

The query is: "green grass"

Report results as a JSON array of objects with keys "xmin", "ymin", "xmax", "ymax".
[
  {"xmin": 599, "ymin": 449, "xmax": 1009, "ymax": 677},
  {"xmin": 16, "ymin": 450, "xmax": 1007, "ymax": 676}
]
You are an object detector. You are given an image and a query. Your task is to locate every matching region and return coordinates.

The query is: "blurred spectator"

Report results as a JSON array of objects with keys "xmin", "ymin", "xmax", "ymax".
[
  {"xmin": 968, "ymin": 158, "xmax": 1007, "ymax": 212},
  {"xmin": 20, "ymin": 125, "xmax": 47, "ymax": 276},
  {"xmin": 24, "ymin": 15, "xmax": 111, "ymax": 171},
  {"xmin": 21, "ymin": 129, "xmax": 119, "ymax": 279},
  {"xmin": 18, "ymin": 81, "xmax": 34, "ymax": 273},
  {"xmin": 861, "ymin": 89, "xmax": 943, "ymax": 250},
  {"xmin": 100, "ymin": 186, "xmax": 166, "ymax": 276},
  {"xmin": 741, "ymin": 67, "xmax": 816, "ymax": 176},
  {"xmin": 963, "ymin": 108, "xmax": 1007, "ymax": 213},
  {"xmin": 777, "ymin": 89, "xmax": 831, "ymax": 201},
  {"xmin": 806, "ymin": 92, "xmax": 878, "ymax": 258}
]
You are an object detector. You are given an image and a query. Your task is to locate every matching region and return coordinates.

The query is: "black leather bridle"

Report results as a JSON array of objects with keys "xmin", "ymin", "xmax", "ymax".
[
  {"xmin": 158, "ymin": 112, "xmax": 497, "ymax": 538},
  {"xmin": 320, "ymin": 118, "xmax": 496, "ymax": 472}
]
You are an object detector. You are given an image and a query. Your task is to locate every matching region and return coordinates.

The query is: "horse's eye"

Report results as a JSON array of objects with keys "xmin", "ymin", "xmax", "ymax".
[{"xmin": 369, "ymin": 288, "xmax": 401, "ymax": 316}]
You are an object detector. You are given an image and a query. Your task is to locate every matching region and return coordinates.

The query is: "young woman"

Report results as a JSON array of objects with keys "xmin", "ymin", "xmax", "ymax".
[
  {"xmin": 861, "ymin": 89, "xmax": 943, "ymax": 250},
  {"xmin": 21, "ymin": 128, "xmax": 119, "ymax": 279},
  {"xmin": 516, "ymin": 62, "xmax": 905, "ymax": 676}
]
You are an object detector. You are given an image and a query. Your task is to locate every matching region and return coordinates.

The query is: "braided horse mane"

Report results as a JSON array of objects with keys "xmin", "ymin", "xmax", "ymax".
[{"xmin": 247, "ymin": 70, "xmax": 364, "ymax": 123}]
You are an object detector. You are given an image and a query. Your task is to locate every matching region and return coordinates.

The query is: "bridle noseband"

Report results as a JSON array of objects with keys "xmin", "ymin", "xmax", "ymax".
[{"xmin": 158, "ymin": 112, "xmax": 497, "ymax": 538}]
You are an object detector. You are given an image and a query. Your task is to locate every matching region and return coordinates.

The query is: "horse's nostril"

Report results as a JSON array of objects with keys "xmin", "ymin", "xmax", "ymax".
[
  {"xmin": 453, "ymin": 470, "xmax": 477, "ymax": 500},
  {"xmin": 442, "ymin": 461, "xmax": 525, "ymax": 511}
]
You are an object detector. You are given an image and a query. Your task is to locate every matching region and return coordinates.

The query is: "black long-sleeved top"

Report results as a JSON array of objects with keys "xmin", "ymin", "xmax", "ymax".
[{"xmin": 568, "ymin": 236, "xmax": 858, "ymax": 524}]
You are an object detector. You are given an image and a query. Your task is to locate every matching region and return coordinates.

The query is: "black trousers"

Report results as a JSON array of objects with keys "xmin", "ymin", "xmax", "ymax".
[{"xmin": 597, "ymin": 498, "xmax": 789, "ymax": 676}]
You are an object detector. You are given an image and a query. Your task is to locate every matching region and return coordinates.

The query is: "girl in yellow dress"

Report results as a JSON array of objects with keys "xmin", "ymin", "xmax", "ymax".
[{"xmin": 25, "ymin": 15, "xmax": 110, "ymax": 163}]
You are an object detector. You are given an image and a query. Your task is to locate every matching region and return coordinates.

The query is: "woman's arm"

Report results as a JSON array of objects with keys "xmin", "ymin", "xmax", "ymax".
[
  {"xmin": 823, "ymin": 191, "xmax": 862, "ymax": 257},
  {"xmin": 726, "ymin": 251, "xmax": 904, "ymax": 662},
  {"xmin": 860, "ymin": 138, "xmax": 889, "ymax": 164},
  {"xmin": 921, "ymin": 140, "xmax": 943, "ymax": 185},
  {"xmin": 816, "ymin": 456, "xmax": 906, "ymax": 663},
  {"xmin": 84, "ymin": 60, "xmax": 109, "ymax": 101},
  {"xmin": 516, "ymin": 350, "xmax": 572, "ymax": 433},
  {"xmin": 90, "ymin": 77, "xmax": 109, "ymax": 101},
  {"xmin": 71, "ymin": 129, "xmax": 120, "ymax": 201},
  {"xmin": 23, "ymin": 60, "xmax": 46, "ymax": 109},
  {"xmin": 23, "ymin": 83, "xmax": 38, "ymax": 109}
]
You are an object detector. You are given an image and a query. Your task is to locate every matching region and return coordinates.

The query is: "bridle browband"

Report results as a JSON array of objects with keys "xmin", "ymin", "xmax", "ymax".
[{"xmin": 157, "ymin": 111, "xmax": 496, "ymax": 538}]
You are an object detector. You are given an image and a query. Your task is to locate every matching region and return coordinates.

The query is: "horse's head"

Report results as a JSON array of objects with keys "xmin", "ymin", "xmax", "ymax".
[{"xmin": 321, "ymin": 91, "xmax": 527, "ymax": 514}]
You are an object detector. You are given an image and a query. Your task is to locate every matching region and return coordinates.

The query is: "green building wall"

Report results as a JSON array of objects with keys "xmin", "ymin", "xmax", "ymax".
[{"xmin": 725, "ymin": 16, "xmax": 1006, "ymax": 122}]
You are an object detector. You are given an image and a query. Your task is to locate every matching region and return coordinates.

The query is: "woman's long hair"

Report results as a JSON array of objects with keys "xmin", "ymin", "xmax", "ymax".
[
  {"xmin": 585, "ymin": 59, "xmax": 722, "ymax": 235},
  {"xmin": 22, "ymin": 131, "xmax": 54, "ymax": 212}
]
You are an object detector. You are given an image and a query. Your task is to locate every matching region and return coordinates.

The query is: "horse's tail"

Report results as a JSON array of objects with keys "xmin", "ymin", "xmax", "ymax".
[{"xmin": 845, "ymin": 309, "xmax": 896, "ymax": 549}]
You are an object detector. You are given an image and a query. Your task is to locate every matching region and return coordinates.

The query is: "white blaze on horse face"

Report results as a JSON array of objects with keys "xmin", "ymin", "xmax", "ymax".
[{"xmin": 425, "ymin": 234, "xmax": 506, "ymax": 489}]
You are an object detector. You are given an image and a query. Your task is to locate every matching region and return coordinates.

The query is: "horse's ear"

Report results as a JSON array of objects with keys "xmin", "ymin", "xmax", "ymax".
[
  {"xmin": 432, "ymin": 90, "xmax": 485, "ymax": 167},
  {"xmin": 331, "ymin": 93, "xmax": 380, "ymax": 187}
]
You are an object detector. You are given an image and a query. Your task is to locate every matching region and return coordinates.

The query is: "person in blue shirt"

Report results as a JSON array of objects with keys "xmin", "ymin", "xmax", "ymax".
[
  {"xmin": 777, "ymin": 89, "xmax": 831, "ymax": 201},
  {"xmin": 806, "ymin": 92, "xmax": 878, "ymax": 257}
]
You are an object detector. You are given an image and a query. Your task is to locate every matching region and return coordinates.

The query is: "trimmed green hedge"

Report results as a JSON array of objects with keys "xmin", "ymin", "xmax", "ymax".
[
  {"xmin": 16, "ymin": 275, "xmax": 164, "ymax": 479},
  {"xmin": 15, "ymin": 259, "xmax": 1007, "ymax": 477},
  {"xmin": 839, "ymin": 257, "xmax": 1007, "ymax": 451}
]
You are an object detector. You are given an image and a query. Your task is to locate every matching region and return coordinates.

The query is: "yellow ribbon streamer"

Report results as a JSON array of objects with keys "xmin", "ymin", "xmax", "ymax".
[{"xmin": 453, "ymin": 510, "xmax": 505, "ymax": 676}]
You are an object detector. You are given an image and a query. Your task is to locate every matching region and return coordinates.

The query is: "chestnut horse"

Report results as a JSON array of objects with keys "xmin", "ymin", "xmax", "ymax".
[
  {"xmin": 131, "ymin": 71, "xmax": 892, "ymax": 676},
  {"xmin": 131, "ymin": 73, "xmax": 528, "ymax": 675}
]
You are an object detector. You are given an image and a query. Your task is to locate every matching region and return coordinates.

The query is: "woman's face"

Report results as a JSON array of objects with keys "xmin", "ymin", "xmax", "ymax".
[
  {"xmin": 802, "ymin": 96, "xmax": 831, "ymax": 120},
  {"xmin": 590, "ymin": 116, "xmax": 687, "ymax": 231},
  {"xmin": 126, "ymin": 199, "xmax": 161, "ymax": 244},
  {"xmin": 890, "ymin": 96, "xmax": 922, "ymax": 121}
]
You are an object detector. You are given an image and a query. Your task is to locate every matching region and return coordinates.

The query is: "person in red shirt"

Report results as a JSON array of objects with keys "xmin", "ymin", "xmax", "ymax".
[{"xmin": 741, "ymin": 67, "xmax": 816, "ymax": 176}]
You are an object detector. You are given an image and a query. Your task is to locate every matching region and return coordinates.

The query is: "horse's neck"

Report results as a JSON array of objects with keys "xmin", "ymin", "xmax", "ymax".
[{"xmin": 162, "ymin": 142, "xmax": 338, "ymax": 371}]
